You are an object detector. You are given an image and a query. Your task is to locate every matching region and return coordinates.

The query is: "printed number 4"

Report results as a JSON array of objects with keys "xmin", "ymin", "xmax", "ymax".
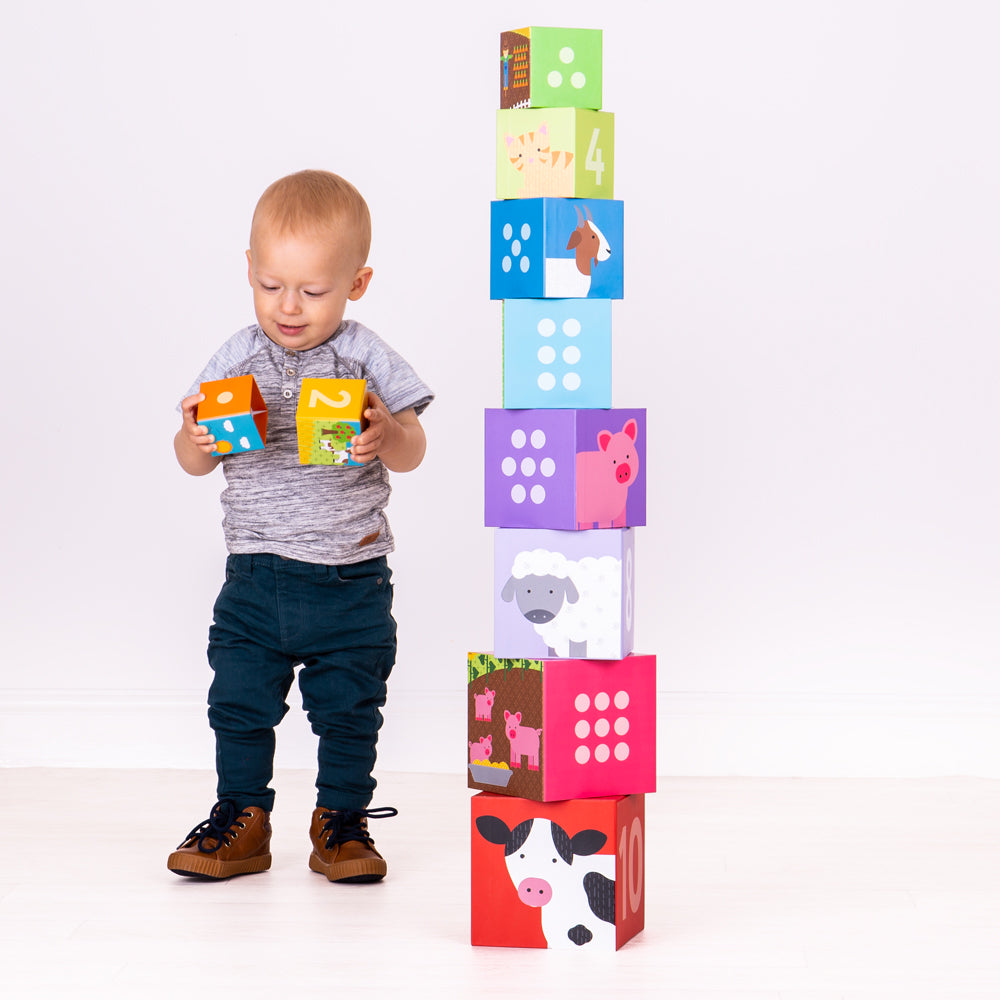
[
  {"xmin": 585, "ymin": 128, "xmax": 605, "ymax": 186},
  {"xmin": 617, "ymin": 817, "xmax": 643, "ymax": 920}
]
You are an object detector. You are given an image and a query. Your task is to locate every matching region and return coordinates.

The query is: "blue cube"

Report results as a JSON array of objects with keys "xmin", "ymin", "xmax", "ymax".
[
  {"xmin": 490, "ymin": 198, "xmax": 624, "ymax": 300},
  {"xmin": 503, "ymin": 299, "xmax": 612, "ymax": 408}
]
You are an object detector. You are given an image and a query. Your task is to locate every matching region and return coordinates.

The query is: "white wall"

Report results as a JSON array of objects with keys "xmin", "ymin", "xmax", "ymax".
[{"xmin": 2, "ymin": 1, "xmax": 998, "ymax": 778}]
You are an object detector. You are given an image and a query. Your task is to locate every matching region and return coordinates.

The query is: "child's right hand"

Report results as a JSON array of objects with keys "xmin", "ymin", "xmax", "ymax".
[{"xmin": 179, "ymin": 393, "xmax": 218, "ymax": 455}]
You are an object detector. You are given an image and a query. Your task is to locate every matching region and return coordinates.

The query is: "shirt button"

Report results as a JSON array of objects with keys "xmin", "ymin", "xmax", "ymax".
[
  {"xmin": 283, "ymin": 389, "xmax": 293, "ymax": 399},
  {"xmin": 285, "ymin": 368, "xmax": 295, "ymax": 377}
]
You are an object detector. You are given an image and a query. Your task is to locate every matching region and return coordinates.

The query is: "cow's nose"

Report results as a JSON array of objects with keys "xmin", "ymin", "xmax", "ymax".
[{"xmin": 517, "ymin": 877, "xmax": 553, "ymax": 907}]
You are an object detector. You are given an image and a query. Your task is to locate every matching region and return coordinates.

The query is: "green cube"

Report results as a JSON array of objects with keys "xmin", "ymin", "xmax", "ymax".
[
  {"xmin": 500, "ymin": 27, "xmax": 603, "ymax": 110},
  {"xmin": 497, "ymin": 108, "xmax": 614, "ymax": 199}
]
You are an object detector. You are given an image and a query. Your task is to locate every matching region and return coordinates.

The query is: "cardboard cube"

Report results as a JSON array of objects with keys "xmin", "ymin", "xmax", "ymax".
[
  {"xmin": 500, "ymin": 27, "xmax": 603, "ymax": 111},
  {"xmin": 485, "ymin": 408, "xmax": 646, "ymax": 530},
  {"xmin": 502, "ymin": 299, "xmax": 612, "ymax": 409},
  {"xmin": 295, "ymin": 378, "xmax": 367, "ymax": 466},
  {"xmin": 491, "ymin": 198, "xmax": 623, "ymax": 300},
  {"xmin": 471, "ymin": 792, "xmax": 645, "ymax": 950},
  {"xmin": 497, "ymin": 109, "xmax": 614, "ymax": 200},
  {"xmin": 467, "ymin": 652, "xmax": 656, "ymax": 801},
  {"xmin": 197, "ymin": 375, "xmax": 267, "ymax": 455},
  {"xmin": 493, "ymin": 528, "xmax": 636, "ymax": 660}
]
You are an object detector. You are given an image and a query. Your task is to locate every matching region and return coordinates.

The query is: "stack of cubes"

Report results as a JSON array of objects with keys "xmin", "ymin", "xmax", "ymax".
[{"xmin": 469, "ymin": 27, "xmax": 654, "ymax": 952}]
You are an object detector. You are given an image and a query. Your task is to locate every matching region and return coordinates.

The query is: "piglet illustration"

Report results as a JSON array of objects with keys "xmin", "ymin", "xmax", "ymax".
[
  {"xmin": 576, "ymin": 418, "xmax": 639, "ymax": 529},
  {"xmin": 469, "ymin": 735, "xmax": 493, "ymax": 764},
  {"xmin": 474, "ymin": 687, "xmax": 496, "ymax": 722},
  {"xmin": 505, "ymin": 709, "xmax": 542, "ymax": 771}
]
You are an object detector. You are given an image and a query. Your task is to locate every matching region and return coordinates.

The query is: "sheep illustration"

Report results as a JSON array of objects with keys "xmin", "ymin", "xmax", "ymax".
[{"xmin": 500, "ymin": 549, "xmax": 622, "ymax": 659}]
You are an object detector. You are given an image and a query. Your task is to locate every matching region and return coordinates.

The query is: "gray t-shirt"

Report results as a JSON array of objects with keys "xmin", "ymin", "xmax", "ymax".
[{"xmin": 182, "ymin": 321, "xmax": 433, "ymax": 565}]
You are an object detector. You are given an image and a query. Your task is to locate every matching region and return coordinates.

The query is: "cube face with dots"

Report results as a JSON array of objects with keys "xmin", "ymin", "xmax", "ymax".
[
  {"xmin": 467, "ymin": 652, "xmax": 656, "ymax": 802},
  {"xmin": 497, "ymin": 109, "xmax": 614, "ymax": 200},
  {"xmin": 490, "ymin": 198, "xmax": 624, "ymax": 300},
  {"xmin": 471, "ymin": 792, "xmax": 645, "ymax": 950},
  {"xmin": 196, "ymin": 375, "xmax": 268, "ymax": 455},
  {"xmin": 500, "ymin": 27, "xmax": 603, "ymax": 111},
  {"xmin": 503, "ymin": 299, "xmax": 612, "ymax": 409},
  {"xmin": 295, "ymin": 378, "xmax": 367, "ymax": 466},
  {"xmin": 485, "ymin": 408, "xmax": 646, "ymax": 530},
  {"xmin": 493, "ymin": 527, "xmax": 636, "ymax": 661}
]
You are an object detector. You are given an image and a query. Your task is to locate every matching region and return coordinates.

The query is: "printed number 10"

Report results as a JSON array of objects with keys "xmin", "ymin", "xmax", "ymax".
[
  {"xmin": 617, "ymin": 817, "xmax": 643, "ymax": 920},
  {"xmin": 585, "ymin": 128, "xmax": 605, "ymax": 186}
]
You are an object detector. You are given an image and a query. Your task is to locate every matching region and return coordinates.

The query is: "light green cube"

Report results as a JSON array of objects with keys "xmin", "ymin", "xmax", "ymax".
[
  {"xmin": 497, "ymin": 108, "xmax": 614, "ymax": 199},
  {"xmin": 500, "ymin": 27, "xmax": 603, "ymax": 110}
]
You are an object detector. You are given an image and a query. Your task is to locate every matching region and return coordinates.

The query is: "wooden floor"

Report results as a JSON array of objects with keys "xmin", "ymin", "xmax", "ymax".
[{"xmin": 2, "ymin": 769, "xmax": 998, "ymax": 998}]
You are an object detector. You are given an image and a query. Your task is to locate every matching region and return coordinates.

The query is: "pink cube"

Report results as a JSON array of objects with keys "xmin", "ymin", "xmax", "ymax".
[
  {"xmin": 472, "ymin": 792, "xmax": 646, "ymax": 950},
  {"xmin": 467, "ymin": 652, "xmax": 656, "ymax": 801}
]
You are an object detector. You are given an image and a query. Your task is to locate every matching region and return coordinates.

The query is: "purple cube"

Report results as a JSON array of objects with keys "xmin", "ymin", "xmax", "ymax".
[{"xmin": 485, "ymin": 408, "xmax": 646, "ymax": 530}]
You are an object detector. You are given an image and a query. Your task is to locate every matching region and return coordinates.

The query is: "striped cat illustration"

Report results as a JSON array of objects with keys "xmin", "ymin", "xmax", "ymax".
[{"xmin": 504, "ymin": 122, "xmax": 574, "ymax": 197}]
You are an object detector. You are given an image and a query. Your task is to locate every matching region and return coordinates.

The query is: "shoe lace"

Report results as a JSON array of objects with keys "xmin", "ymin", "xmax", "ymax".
[
  {"xmin": 319, "ymin": 806, "xmax": 398, "ymax": 849},
  {"xmin": 180, "ymin": 799, "xmax": 252, "ymax": 854}
]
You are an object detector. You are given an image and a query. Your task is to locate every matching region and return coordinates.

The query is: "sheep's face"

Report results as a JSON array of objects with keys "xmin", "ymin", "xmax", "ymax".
[{"xmin": 503, "ymin": 574, "xmax": 578, "ymax": 623}]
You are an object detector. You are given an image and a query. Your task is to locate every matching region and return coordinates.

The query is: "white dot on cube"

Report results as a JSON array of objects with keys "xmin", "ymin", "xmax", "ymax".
[
  {"xmin": 615, "ymin": 690, "xmax": 630, "ymax": 709},
  {"xmin": 223, "ymin": 420, "xmax": 235, "ymax": 433},
  {"xmin": 563, "ymin": 373, "xmax": 582, "ymax": 391},
  {"xmin": 537, "ymin": 318, "xmax": 556, "ymax": 337},
  {"xmin": 575, "ymin": 693, "xmax": 591, "ymax": 712},
  {"xmin": 511, "ymin": 484, "xmax": 526, "ymax": 504},
  {"xmin": 615, "ymin": 716, "xmax": 630, "ymax": 736},
  {"xmin": 575, "ymin": 720, "xmax": 590, "ymax": 739},
  {"xmin": 501, "ymin": 457, "xmax": 516, "ymax": 476},
  {"xmin": 503, "ymin": 223, "xmax": 513, "ymax": 240},
  {"xmin": 511, "ymin": 240, "xmax": 521, "ymax": 256},
  {"xmin": 521, "ymin": 223, "xmax": 531, "ymax": 240},
  {"xmin": 511, "ymin": 429, "xmax": 527, "ymax": 448},
  {"xmin": 575, "ymin": 746, "xmax": 591, "ymax": 765},
  {"xmin": 217, "ymin": 391, "xmax": 234, "ymax": 405},
  {"xmin": 530, "ymin": 485, "xmax": 546, "ymax": 504},
  {"xmin": 521, "ymin": 457, "xmax": 536, "ymax": 476},
  {"xmin": 571, "ymin": 72, "xmax": 586, "ymax": 89},
  {"xmin": 594, "ymin": 691, "xmax": 610, "ymax": 711},
  {"xmin": 595, "ymin": 718, "xmax": 610, "ymax": 738},
  {"xmin": 559, "ymin": 47, "xmax": 575, "ymax": 63},
  {"xmin": 530, "ymin": 430, "xmax": 546, "ymax": 448},
  {"xmin": 548, "ymin": 70, "xmax": 563, "ymax": 87},
  {"xmin": 538, "ymin": 373, "xmax": 556, "ymax": 391},
  {"xmin": 562, "ymin": 318, "xmax": 581, "ymax": 337},
  {"xmin": 595, "ymin": 744, "xmax": 610, "ymax": 763},
  {"xmin": 502, "ymin": 256, "xmax": 512, "ymax": 273},
  {"xmin": 538, "ymin": 346, "xmax": 556, "ymax": 365},
  {"xmin": 563, "ymin": 346, "xmax": 581, "ymax": 364},
  {"xmin": 239, "ymin": 437, "xmax": 250, "ymax": 450},
  {"xmin": 615, "ymin": 742, "xmax": 630, "ymax": 761},
  {"xmin": 540, "ymin": 458, "xmax": 556, "ymax": 477},
  {"xmin": 520, "ymin": 256, "xmax": 530, "ymax": 273}
]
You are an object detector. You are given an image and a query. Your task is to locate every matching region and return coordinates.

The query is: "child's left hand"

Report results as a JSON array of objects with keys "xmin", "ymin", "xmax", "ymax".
[{"xmin": 350, "ymin": 392, "xmax": 395, "ymax": 465}]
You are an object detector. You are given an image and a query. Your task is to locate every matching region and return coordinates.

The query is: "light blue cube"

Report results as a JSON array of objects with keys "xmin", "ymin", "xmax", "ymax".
[{"xmin": 503, "ymin": 299, "xmax": 612, "ymax": 408}]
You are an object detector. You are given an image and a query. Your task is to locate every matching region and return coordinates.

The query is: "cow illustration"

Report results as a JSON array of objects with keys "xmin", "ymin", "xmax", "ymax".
[{"xmin": 475, "ymin": 815, "xmax": 616, "ymax": 948}]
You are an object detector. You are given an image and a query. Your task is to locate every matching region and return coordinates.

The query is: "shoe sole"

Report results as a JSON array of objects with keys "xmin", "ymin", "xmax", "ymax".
[
  {"xmin": 308, "ymin": 851, "xmax": 386, "ymax": 883},
  {"xmin": 167, "ymin": 851, "xmax": 272, "ymax": 880}
]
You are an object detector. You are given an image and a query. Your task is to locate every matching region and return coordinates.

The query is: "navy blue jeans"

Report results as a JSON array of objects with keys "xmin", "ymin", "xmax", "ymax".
[{"xmin": 206, "ymin": 553, "xmax": 397, "ymax": 812}]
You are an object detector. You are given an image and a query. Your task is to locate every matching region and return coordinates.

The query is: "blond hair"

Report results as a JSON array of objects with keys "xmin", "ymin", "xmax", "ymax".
[{"xmin": 250, "ymin": 170, "xmax": 372, "ymax": 265}]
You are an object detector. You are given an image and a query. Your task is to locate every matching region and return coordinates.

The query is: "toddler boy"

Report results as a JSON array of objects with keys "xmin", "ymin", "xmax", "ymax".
[{"xmin": 169, "ymin": 170, "xmax": 433, "ymax": 883}]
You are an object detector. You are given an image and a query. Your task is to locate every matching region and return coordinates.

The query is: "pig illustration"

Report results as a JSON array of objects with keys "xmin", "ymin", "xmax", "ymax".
[
  {"xmin": 505, "ymin": 709, "xmax": 542, "ymax": 770},
  {"xmin": 469, "ymin": 735, "xmax": 493, "ymax": 764},
  {"xmin": 575, "ymin": 418, "xmax": 639, "ymax": 529},
  {"xmin": 474, "ymin": 687, "xmax": 496, "ymax": 722}
]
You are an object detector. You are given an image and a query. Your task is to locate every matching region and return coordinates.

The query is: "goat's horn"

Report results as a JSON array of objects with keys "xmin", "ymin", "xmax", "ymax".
[
  {"xmin": 584, "ymin": 205, "xmax": 593, "ymax": 221},
  {"xmin": 574, "ymin": 204, "xmax": 585, "ymax": 224}
]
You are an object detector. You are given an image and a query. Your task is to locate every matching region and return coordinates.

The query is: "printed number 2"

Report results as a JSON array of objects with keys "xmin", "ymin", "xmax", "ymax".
[
  {"xmin": 585, "ymin": 128, "xmax": 605, "ymax": 186},
  {"xmin": 617, "ymin": 817, "xmax": 644, "ymax": 920},
  {"xmin": 308, "ymin": 388, "xmax": 351, "ymax": 409}
]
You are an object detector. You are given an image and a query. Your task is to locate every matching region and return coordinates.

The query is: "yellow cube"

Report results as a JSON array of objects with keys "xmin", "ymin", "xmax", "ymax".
[{"xmin": 295, "ymin": 378, "xmax": 367, "ymax": 466}]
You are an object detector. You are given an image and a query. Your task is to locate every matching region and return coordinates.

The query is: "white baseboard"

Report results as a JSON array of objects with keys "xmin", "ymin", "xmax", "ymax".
[{"xmin": 2, "ymin": 688, "xmax": 998, "ymax": 778}]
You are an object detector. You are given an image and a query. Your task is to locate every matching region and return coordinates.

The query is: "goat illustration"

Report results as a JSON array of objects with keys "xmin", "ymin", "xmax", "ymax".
[{"xmin": 544, "ymin": 204, "xmax": 611, "ymax": 298}]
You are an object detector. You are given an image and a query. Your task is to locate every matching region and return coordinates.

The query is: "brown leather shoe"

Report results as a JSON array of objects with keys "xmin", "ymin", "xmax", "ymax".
[
  {"xmin": 168, "ymin": 800, "xmax": 271, "ymax": 880},
  {"xmin": 308, "ymin": 806, "xmax": 397, "ymax": 883}
]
